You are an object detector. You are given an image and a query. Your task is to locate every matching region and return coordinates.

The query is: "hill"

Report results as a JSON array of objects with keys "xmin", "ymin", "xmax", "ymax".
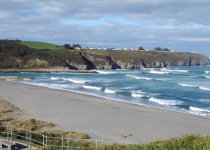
[
  {"xmin": 0, "ymin": 40, "xmax": 209, "ymax": 69},
  {"xmin": 21, "ymin": 41, "xmax": 64, "ymax": 51}
]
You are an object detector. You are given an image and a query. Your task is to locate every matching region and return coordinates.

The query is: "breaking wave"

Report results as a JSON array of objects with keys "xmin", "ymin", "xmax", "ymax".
[
  {"xmin": 199, "ymin": 86, "xmax": 210, "ymax": 91},
  {"xmin": 51, "ymin": 77, "xmax": 58, "ymax": 80},
  {"xmin": 104, "ymin": 88, "xmax": 116, "ymax": 94},
  {"xmin": 150, "ymin": 71, "xmax": 169, "ymax": 74},
  {"xmin": 62, "ymin": 78, "xmax": 86, "ymax": 84},
  {"xmin": 83, "ymin": 85, "xmax": 102, "ymax": 90},
  {"xmin": 178, "ymin": 83, "xmax": 197, "ymax": 87},
  {"xmin": 131, "ymin": 93, "xmax": 144, "ymax": 98},
  {"xmin": 149, "ymin": 97, "xmax": 182, "ymax": 106},
  {"xmin": 161, "ymin": 69, "xmax": 188, "ymax": 73},
  {"xmin": 96, "ymin": 70, "xmax": 115, "ymax": 74},
  {"xmin": 201, "ymin": 75, "xmax": 210, "ymax": 79},
  {"xmin": 189, "ymin": 106, "xmax": 210, "ymax": 113}
]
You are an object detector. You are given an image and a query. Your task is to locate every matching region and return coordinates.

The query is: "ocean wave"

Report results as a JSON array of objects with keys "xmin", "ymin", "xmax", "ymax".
[
  {"xmin": 149, "ymin": 97, "xmax": 182, "ymax": 106},
  {"xmin": 201, "ymin": 75, "xmax": 210, "ymax": 78},
  {"xmin": 161, "ymin": 69, "xmax": 188, "ymax": 73},
  {"xmin": 131, "ymin": 90, "xmax": 147, "ymax": 94},
  {"xmin": 104, "ymin": 88, "xmax": 116, "ymax": 94},
  {"xmin": 51, "ymin": 77, "xmax": 58, "ymax": 80},
  {"xmin": 199, "ymin": 99, "xmax": 210, "ymax": 103},
  {"xmin": 127, "ymin": 75, "xmax": 152, "ymax": 80},
  {"xmin": 131, "ymin": 93, "xmax": 144, "ymax": 98},
  {"xmin": 205, "ymin": 71, "xmax": 210, "ymax": 74},
  {"xmin": 189, "ymin": 106, "xmax": 210, "ymax": 113},
  {"xmin": 121, "ymin": 86, "xmax": 135, "ymax": 90},
  {"xmin": 134, "ymin": 76, "xmax": 152, "ymax": 80},
  {"xmin": 199, "ymin": 86, "xmax": 210, "ymax": 91},
  {"xmin": 141, "ymin": 68, "xmax": 154, "ymax": 71},
  {"xmin": 126, "ymin": 74, "xmax": 152, "ymax": 80},
  {"xmin": 62, "ymin": 78, "xmax": 86, "ymax": 84},
  {"xmin": 154, "ymin": 78, "xmax": 169, "ymax": 81},
  {"xmin": 83, "ymin": 85, "xmax": 102, "ymax": 90},
  {"xmin": 96, "ymin": 70, "xmax": 115, "ymax": 74},
  {"xmin": 150, "ymin": 71, "xmax": 169, "ymax": 74},
  {"xmin": 178, "ymin": 83, "xmax": 197, "ymax": 87}
]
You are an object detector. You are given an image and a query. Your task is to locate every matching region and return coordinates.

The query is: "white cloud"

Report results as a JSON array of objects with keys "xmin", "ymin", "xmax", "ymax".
[{"xmin": 0, "ymin": 0, "xmax": 210, "ymax": 57}]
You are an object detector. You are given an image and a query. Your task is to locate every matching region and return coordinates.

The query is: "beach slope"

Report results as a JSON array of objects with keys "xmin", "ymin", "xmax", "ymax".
[{"xmin": 0, "ymin": 80, "xmax": 210, "ymax": 144}]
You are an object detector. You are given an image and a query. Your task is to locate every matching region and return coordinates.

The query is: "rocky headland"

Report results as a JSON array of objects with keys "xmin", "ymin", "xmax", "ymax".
[{"xmin": 0, "ymin": 40, "xmax": 209, "ymax": 70}]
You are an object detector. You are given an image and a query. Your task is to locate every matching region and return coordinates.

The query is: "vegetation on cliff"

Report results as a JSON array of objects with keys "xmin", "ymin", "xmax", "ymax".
[{"xmin": 0, "ymin": 39, "xmax": 209, "ymax": 69}]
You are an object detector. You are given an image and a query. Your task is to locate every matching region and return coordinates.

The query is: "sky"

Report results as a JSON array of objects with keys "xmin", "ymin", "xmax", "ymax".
[{"xmin": 0, "ymin": 0, "xmax": 210, "ymax": 58}]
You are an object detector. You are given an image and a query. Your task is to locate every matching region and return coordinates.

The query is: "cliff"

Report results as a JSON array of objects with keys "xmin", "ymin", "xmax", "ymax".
[{"xmin": 0, "ymin": 40, "xmax": 209, "ymax": 70}]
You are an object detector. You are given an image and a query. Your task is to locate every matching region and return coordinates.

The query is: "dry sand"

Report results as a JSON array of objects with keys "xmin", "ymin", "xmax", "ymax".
[{"xmin": 0, "ymin": 79, "xmax": 210, "ymax": 144}]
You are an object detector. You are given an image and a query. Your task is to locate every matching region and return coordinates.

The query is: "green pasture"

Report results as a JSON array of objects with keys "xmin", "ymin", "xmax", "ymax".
[{"xmin": 21, "ymin": 41, "xmax": 64, "ymax": 51}]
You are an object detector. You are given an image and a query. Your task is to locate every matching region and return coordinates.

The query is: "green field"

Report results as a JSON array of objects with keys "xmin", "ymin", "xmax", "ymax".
[{"xmin": 21, "ymin": 41, "xmax": 64, "ymax": 51}]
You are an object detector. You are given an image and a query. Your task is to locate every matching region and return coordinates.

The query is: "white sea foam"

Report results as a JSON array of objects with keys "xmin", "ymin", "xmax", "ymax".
[
  {"xmin": 126, "ymin": 74, "xmax": 135, "ymax": 78},
  {"xmin": 205, "ymin": 71, "xmax": 210, "ymax": 74},
  {"xmin": 199, "ymin": 86, "xmax": 210, "ymax": 91},
  {"xmin": 48, "ymin": 84, "xmax": 70, "ymax": 89},
  {"xmin": 149, "ymin": 97, "xmax": 182, "ymax": 106},
  {"xmin": 189, "ymin": 106, "xmax": 210, "ymax": 113},
  {"xmin": 127, "ymin": 75, "xmax": 153, "ymax": 80},
  {"xmin": 104, "ymin": 88, "xmax": 116, "ymax": 94},
  {"xmin": 51, "ymin": 77, "xmax": 58, "ymax": 80},
  {"xmin": 150, "ymin": 71, "xmax": 169, "ymax": 74},
  {"xmin": 178, "ymin": 83, "xmax": 197, "ymax": 87},
  {"xmin": 134, "ymin": 76, "xmax": 152, "ymax": 80},
  {"xmin": 163, "ymin": 69, "xmax": 188, "ymax": 73},
  {"xmin": 201, "ymin": 75, "xmax": 210, "ymax": 78},
  {"xmin": 199, "ymin": 99, "xmax": 210, "ymax": 103},
  {"xmin": 96, "ymin": 70, "xmax": 115, "ymax": 74},
  {"xmin": 131, "ymin": 93, "xmax": 144, "ymax": 98},
  {"xmin": 62, "ymin": 78, "xmax": 86, "ymax": 84},
  {"xmin": 83, "ymin": 85, "xmax": 102, "ymax": 90},
  {"xmin": 121, "ymin": 86, "xmax": 135, "ymax": 90},
  {"xmin": 131, "ymin": 90, "xmax": 147, "ymax": 94},
  {"xmin": 69, "ymin": 79, "xmax": 86, "ymax": 84},
  {"xmin": 155, "ymin": 78, "xmax": 169, "ymax": 81}
]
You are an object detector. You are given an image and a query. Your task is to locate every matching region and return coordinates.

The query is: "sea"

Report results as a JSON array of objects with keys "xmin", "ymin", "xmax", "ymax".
[{"xmin": 1, "ymin": 66, "xmax": 210, "ymax": 118}]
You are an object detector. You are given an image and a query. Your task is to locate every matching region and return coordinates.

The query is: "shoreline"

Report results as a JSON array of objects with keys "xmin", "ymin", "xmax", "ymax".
[
  {"xmin": 22, "ymin": 79, "xmax": 210, "ymax": 120},
  {"xmin": 0, "ymin": 69, "xmax": 97, "ymax": 73},
  {"xmin": 0, "ymin": 80, "xmax": 210, "ymax": 144}
]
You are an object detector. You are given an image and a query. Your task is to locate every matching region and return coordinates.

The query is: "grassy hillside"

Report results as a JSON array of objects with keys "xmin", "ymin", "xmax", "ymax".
[
  {"xmin": 0, "ymin": 40, "xmax": 209, "ymax": 69},
  {"xmin": 21, "ymin": 41, "xmax": 64, "ymax": 51}
]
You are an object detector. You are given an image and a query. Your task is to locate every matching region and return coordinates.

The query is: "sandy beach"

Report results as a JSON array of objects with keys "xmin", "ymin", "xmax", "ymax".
[{"xmin": 0, "ymin": 79, "xmax": 210, "ymax": 144}]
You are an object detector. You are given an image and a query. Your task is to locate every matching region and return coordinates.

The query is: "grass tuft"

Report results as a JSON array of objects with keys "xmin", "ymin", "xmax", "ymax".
[
  {"xmin": 7, "ymin": 119, "xmax": 55, "ymax": 131},
  {"xmin": 0, "ymin": 109, "xmax": 13, "ymax": 113}
]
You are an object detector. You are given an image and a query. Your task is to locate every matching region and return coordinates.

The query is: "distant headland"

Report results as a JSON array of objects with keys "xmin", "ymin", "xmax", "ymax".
[{"xmin": 0, "ymin": 39, "xmax": 209, "ymax": 70}]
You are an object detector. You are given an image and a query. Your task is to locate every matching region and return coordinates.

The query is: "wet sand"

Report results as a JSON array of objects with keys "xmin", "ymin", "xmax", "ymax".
[{"xmin": 0, "ymin": 79, "xmax": 210, "ymax": 144}]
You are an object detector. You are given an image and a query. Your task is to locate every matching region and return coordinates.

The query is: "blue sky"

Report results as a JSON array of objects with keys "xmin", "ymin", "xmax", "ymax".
[{"xmin": 0, "ymin": 0, "xmax": 210, "ymax": 58}]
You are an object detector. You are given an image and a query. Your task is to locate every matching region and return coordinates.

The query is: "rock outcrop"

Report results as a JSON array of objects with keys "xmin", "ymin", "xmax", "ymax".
[{"xmin": 75, "ymin": 51, "xmax": 209, "ymax": 70}]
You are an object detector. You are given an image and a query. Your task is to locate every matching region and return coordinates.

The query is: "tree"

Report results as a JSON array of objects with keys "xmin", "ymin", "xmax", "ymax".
[
  {"xmin": 64, "ymin": 44, "xmax": 71, "ymax": 49},
  {"xmin": 163, "ymin": 48, "xmax": 170, "ymax": 51},
  {"xmin": 73, "ymin": 44, "xmax": 81, "ymax": 48},
  {"xmin": 154, "ymin": 47, "xmax": 162, "ymax": 51},
  {"xmin": 139, "ymin": 47, "xmax": 144, "ymax": 50}
]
